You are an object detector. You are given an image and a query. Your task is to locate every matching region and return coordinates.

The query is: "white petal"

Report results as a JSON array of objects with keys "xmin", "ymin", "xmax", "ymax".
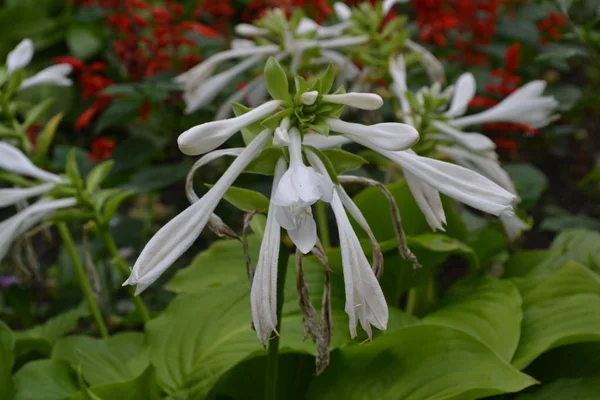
[
  {"xmin": 174, "ymin": 45, "xmax": 279, "ymax": 91},
  {"xmin": 215, "ymin": 75, "xmax": 265, "ymax": 121},
  {"xmin": 330, "ymin": 192, "xmax": 388, "ymax": 338},
  {"xmin": 322, "ymin": 93, "xmax": 383, "ymax": 110},
  {"xmin": 296, "ymin": 17, "xmax": 319, "ymax": 35},
  {"xmin": 317, "ymin": 36, "xmax": 369, "ymax": 49},
  {"xmin": 300, "ymin": 91, "xmax": 319, "ymax": 106},
  {"xmin": 334, "ymin": 2, "xmax": 352, "ymax": 20},
  {"xmin": 405, "ymin": 39, "xmax": 445, "ymax": 85},
  {"xmin": 432, "ymin": 121, "xmax": 495, "ymax": 152},
  {"xmin": 303, "ymin": 133, "xmax": 351, "ymax": 149},
  {"xmin": 251, "ymin": 157, "xmax": 287, "ymax": 344},
  {"xmin": 287, "ymin": 212, "xmax": 317, "ymax": 254},
  {"xmin": 0, "ymin": 183, "xmax": 55, "ymax": 209},
  {"xmin": 274, "ymin": 203, "xmax": 296, "ymax": 230},
  {"xmin": 327, "ymin": 118, "xmax": 419, "ymax": 151},
  {"xmin": 404, "ymin": 171, "xmax": 446, "ymax": 231},
  {"xmin": 272, "ymin": 127, "xmax": 290, "ymax": 148},
  {"xmin": 124, "ymin": 130, "xmax": 271, "ymax": 294},
  {"xmin": 0, "ymin": 142, "xmax": 60, "ymax": 182},
  {"xmin": 178, "ymin": 100, "xmax": 280, "ymax": 155},
  {"xmin": 185, "ymin": 148, "xmax": 245, "ymax": 203},
  {"xmin": 452, "ymin": 80, "xmax": 558, "ymax": 128},
  {"xmin": 0, "ymin": 198, "xmax": 76, "ymax": 263},
  {"xmin": 231, "ymin": 39, "xmax": 256, "ymax": 49},
  {"xmin": 500, "ymin": 211, "xmax": 530, "ymax": 241},
  {"xmin": 444, "ymin": 73, "xmax": 476, "ymax": 118},
  {"xmin": 272, "ymin": 169, "xmax": 298, "ymax": 206},
  {"xmin": 385, "ymin": 150, "xmax": 516, "ymax": 216},
  {"xmin": 235, "ymin": 23, "xmax": 269, "ymax": 37},
  {"xmin": 19, "ymin": 64, "xmax": 73, "ymax": 90},
  {"xmin": 438, "ymin": 145, "xmax": 516, "ymax": 194},
  {"xmin": 183, "ymin": 55, "xmax": 265, "ymax": 114},
  {"xmin": 7, "ymin": 39, "xmax": 34, "ymax": 74}
]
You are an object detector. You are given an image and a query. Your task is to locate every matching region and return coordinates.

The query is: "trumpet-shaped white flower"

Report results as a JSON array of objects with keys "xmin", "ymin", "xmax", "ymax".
[
  {"xmin": 451, "ymin": 80, "xmax": 559, "ymax": 129},
  {"xmin": 251, "ymin": 158, "xmax": 287, "ymax": 344},
  {"xmin": 0, "ymin": 198, "xmax": 76, "ymax": 263},
  {"xmin": 306, "ymin": 150, "xmax": 388, "ymax": 338},
  {"xmin": 0, "ymin": 183, "xmax": 56, "ymax": 209},
  {"xmin": 6, "ymin": 39, "xmax": 33, "ymax": 74},
  {"xmin": 327, "ymin": 118, "xmax": 419, "ymax": 151},
  {"xmin": 272, "ymin": 128, "xmax": 334, "ymax": 253},
  {"xmin": 20, "ymin": 64, "xmax": 73, "ymax": 90},
  {"xmin": 124, "ymin": 129, "xmax": 272, "ymax": 294},
  {"xmin": 178, "ymin": 100, "xmax": 281, "ymax": 155},
  {"xmin": 0, "ymin": 142, "xmax": 61, "ymax": 183}
]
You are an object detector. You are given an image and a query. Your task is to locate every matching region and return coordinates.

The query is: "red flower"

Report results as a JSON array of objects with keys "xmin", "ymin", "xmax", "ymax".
[
  {"xmin": 538, "ymin": 12, "xmax": 566, "ymax": 45},
  {"xmin": 88, "ymin": 137, "xmax": 116, "ymax": 162}
]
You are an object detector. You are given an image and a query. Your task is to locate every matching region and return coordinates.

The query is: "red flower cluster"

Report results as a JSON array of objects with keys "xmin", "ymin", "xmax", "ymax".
[
  {"xmin": 241, "ymin": 0, "xmax": 332, "ymax": 23},
  {"xmin": 538, "ymin": 11, "xmax": 566, "ymax": 45},
  {"xmin": 413, "ymin": 0, "xmax": 504, "ymax": 65},
  {"xmin": 54, "ymin": 57, "xmax": 114, "ymax": 131},
  {"xmin": 193, "ymin": 0, "xmax": 236, "ymax": 35},
  {"xmin": 88, "ymin": 137, "xmax": 116, "ymax": 162},
  {"xmin": 470, "ymin": 43, "xmax": 538, "ymax": 153},
  {"xmin": 75, "ymin": 0, "xmax": 219, "ymax": 81}
]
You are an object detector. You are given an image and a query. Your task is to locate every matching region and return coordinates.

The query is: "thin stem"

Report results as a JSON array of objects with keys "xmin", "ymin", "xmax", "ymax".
[
  {"xmin": 96, "ymin": 226, "xmax": 151, "ymax": 323},
  {"xmin": 56, "ymin": 222, "xmax": 109, "ymax": 338},
  {"xmin": 265, "ymin": 240, "xmax": 290, "ymax": 400},
  {"xmin": 315, "ymin": 201, "xmax": 331, "ymax": 251}
]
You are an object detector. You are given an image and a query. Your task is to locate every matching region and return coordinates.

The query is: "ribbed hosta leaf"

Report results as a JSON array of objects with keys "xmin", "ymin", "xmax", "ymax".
[
  {"xmin": 511, "ymin": 262, "xmax": 600, "ymax": 369},
  {"xmin": 13, "ymin": 359, "xmax": 78, "ymax": 400},
  {"xmin": 307, "ymin": 325, "xmax": 537, "ymax": 400},
  {"xmin": 52, "ymin": 332, "xmax": 148, "ymax": 386},
  {"xmin": 516, "ymin": 378, "xmax": 600, "ymax": 400},
  {"xmin": 424, "ymin": 277, "xmax": 522, "ymax": 361},
  {"xmin": 70, "ymin": 366, "xmax": 162, "ymax": 400}
]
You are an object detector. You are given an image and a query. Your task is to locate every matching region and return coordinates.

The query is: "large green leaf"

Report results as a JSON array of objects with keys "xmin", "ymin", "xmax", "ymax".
[
  {"xmin": 527, "ymin": 229, "xmax": 600, "ymax": 276},
  {"xmin": 373, "ymin": 233, "xmax": 477, "ymax": 307},
  {"xmin": 525, "ymin": 342, "xmax": 600, "ymax": 382},
  {"xmin": 145, "ymin": 282, "xmax": 263, "ymax": 399},
  {"xmin": 70, "ymin": 366, "xmax": 161, "ymax": 400},
  {"xmin": 307, "ymin": 325, "xmax": 537, "ymax": 400},
  {"xmin": 52, "ymin": 332, "xmax": 148, "ymax": 386},
  {"xmin": 511, "ymin": 262, "xmax": 600, "ymax": 369},
  {"xmin": 14, "ymin": 304, "xmax": 89, "ymax": 357},
  {"xmin": 12, "ymin": 359, "xmax": 78, "ymax": 400},
  {"xmin": 0, "ymin": 321, "xmax": 15, "ymax": 399},
  {"xmin": 503, "ymin": 250, "xmax": 550, "ymax": 278},
  {"xmin": 516, "ymin": 378, "xmax": 600, "ymax": 400},
  {"xmin": 424, "ymin": 277, "xmax": 522, "ymax": 361}
]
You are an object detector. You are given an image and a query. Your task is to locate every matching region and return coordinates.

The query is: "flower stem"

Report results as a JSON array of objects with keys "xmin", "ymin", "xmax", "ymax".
[
  {"xmin": 96, "ymin": 227, "xmax": 151, "ymax": 323},
  {"xmin": 315, "ymin": 201, "xmax": 330, "ymax": 250},
  {"xmin": 56, "ymin": 222, "xmax": 109, "ymax": 339},
  {"xmin": 265, "ymin": 240, "xmax": 290, "ymax": 400}
]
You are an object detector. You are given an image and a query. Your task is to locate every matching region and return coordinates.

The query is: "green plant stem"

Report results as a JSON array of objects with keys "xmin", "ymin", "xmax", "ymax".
[
  {"xmin": 265, "ymin": 240, "xmax": 290, "ymax": 400},
  {"xmin": 97, "ymin": 226, "xmax": 151, "ymax": 323},
  {"xmin": 315, "ymin": 201, "xmax": 330, "ymax": 250},
  {"xmin": 57, "ymin": 222, "xmax": 109, "ymax": 339}
]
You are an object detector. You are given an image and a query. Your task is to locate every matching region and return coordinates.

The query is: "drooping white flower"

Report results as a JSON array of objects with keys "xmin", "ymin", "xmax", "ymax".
[
  {"xmin": 500, "ymin": 211, "xmax": 530, "ymax": 241},
  {"xmin": 6, "ymin": 39, "xmax": 34, "ymax": 74},
  {"xmin": 272, "ymin": 117, "xmax": 290, "ymax": 148},
  {"xmin": 306, "ymin": 150, "xmax": 388, "ymax": 338},
  {"xmin": 0, "ymin": 198, "xmax": 76, "ymax": 263},
  {"xmin": 124, "ymin": 129, "xmax": 273, "ymax": 294},
  {"xmin": 251, "ymin": 157, "xmax": 287, "ymax": 344},
  {"xmin": 451, "ymin": 80, "xmax": 559, "ymax": 129},
  {"xmin": 322, "ymin": 93, "xmax": 384, "ymax": 110},
  {"xmin": 403, "ymin": 171, "xmax": 446, "ymax": 231},
  {"xmin": 443, "ymin": 73, "xmax": 476, "ymax": 118},
  {"xmin": 0, "ymin": 142, "xmax": 61, "ymax": 183},
  {"xmin": 0, "ymin": 183, "xmax": 56, "ymax": 209},
  {"xmin": 19, "ymin": 64, "xmax": 73, "ymax": 90},
  {"xmin": 272, "ymin": 128, "xmax": 334, "ymax": 253},
  {"xmin": 326, "ymin": 118, "xmax": 419, "ymax": 151}
]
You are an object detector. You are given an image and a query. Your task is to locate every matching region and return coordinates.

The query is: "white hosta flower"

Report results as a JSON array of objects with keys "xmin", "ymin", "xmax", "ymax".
[
  {"xmin": 431, "ymin": 120, "xmax": 496, "ymax": 152},
  {"xmin": 438, "ymin": 145, "xmax": 516, "ymax": 194},
  {"xmin": 178, "ymin": 100, "xmax": 281, "ymax": 155},
  {"xmin": 251, "ymin": 158, "xmax": 287, "ymax": 344},
  {"xmin": 235, "ymin": 23, "xmax": 269, "ymax": 37},
  {"xmin": 405, "ymin": 39, "xmax": 445, "ymax": 85},
  {"xmin": 307, "ymin": 150, "xmax": 388, "ymax": 338},
  {"xmin": 0, "ymin": 198, "xmax": 76, "ymax": 263},
  {"xmin": 0, "ymin": 142, "xmax": 60, "ymax": 183},
  {"xmin": 404, "ymin": 171, "xmax": 446, "ymax": 232},
  {"xmin": 322, "ymin": 93, "xmax": 384, "ymax": 110},
  {"xmin": 500, "ymin": 211, "xmax": 530, "ymax": 241},
  {"xmin": 182, "ymin": 55, "xmax": 265, "ymax": 114},
  {"xmin": 19, "ymin": 64, "xmax": 73, "ymax": 90},
  {"xmin": 383, "ymin": 0, "xmax": 408, "ymax": 14},
  {"xmin": 327, "ymin": 118, "xmax": 419, "ymax": 152},
  {"xmin": 272, "ymin": 128, "xmax": 333, "ymax": 253},
  {"xmin": 334, "ymin": 2, "xmax": 352, "ymax": 20},
  {"xmin": 300, "ymin": 91, "xmax": 319, "ymax": 106},
  {"xmin": 303, "ymin": 133, "xmax": 351, "ymax": 149},
  {"xmin": 444, "ymin": 73, "xmax": 476, "ymax": 118},
  {"xmin": 124, "ymin": 130, "xmax": 272, "ymax": 294},
  {"xmin": 272, "ymin": 117, "xmax": 290, "ymax": 148},
  {"xmin": 0, "ymin": 183, "xmax": 56, "ymax": 209},
  {"xmin": 451, "ymin": 81, "xmax": 559, "ymax": 129},
  {"xmin": 6, "ymin": 39, "xmax": 33, "ymax": 74},
  {"xmin": 296, "ymin": 17, "xmax": 351, "ymax": 38}
]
